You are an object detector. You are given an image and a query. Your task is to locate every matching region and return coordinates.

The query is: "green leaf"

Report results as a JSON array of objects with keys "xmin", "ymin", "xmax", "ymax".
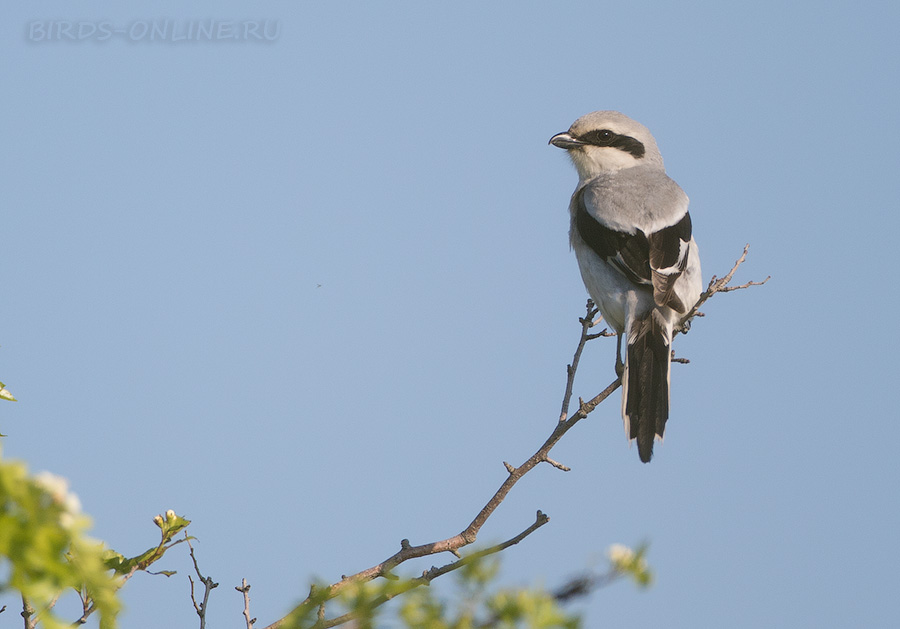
[
  {"xmin": 607, "ymin": 543, "xmax": 653, "ymax": 588},
  {"xmin": 103, "ymin": 549, "xmax": 129, "ymax": 572},
  {"xmin": 0, "ymin": 382, "xmax": 16, "ymax": 401},
  {"xmin": 107, "ymin": 511, "xmax": 192, "ymax": 574},
  {"xmin": 0, "ymin": 455, "xmax": 121, "ymax": 628}
]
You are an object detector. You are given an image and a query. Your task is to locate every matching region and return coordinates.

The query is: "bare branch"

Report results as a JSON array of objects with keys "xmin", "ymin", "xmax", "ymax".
[
  {"xmin": 261, "ymin": 246, "xmax": 764, "ymax": 629},
  {"xmin": 118, "ymin": 565, "xmax": 140, "ymax": 587},
  {"xmin": 543, "ymin": 457, "xmax": 571, "ymax": 472},
  {"xmin": 471, "ymin": 565, "xmax": 624, "ymax": 629},
  {"xmin": 73, "ymin": 591, "xmax": 92, "ymax": 625},
  {"xmin": 21, "ymin": 596, "xmax": 35, "ymax": 629},
  {"xmin": 313, "ymin": 512, "xmax": 551, "ymax": 629},
  {"xmin": 560, "ymin": 300, "xmax": 602, "ymax": 423},
  {"xmin": 188, "ymin": 537, "xmax": 219, "ymax": 629},
  {"xmin": 31, "ymin": 593, "xmax": 60, "ymax": 626},
  {"xmin": 551, "ymin": 569, "xmax": 622, "ymax": 603},
  {"xmin": 680, "ymin": 244, "xmax": 770, "ymax": 330},
  {"xmin": 236, "ymin": 579, "xmax": 255, "ymax": 629},
  {"xmin": 416, "ymin": 510, "xmax": 550, "ymax": 586}
]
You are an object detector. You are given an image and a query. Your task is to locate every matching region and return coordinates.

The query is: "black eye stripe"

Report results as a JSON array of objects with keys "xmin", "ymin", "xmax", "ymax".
[{"xmin": 577, "ymin": 129, "xmax": 646, "ymax": 159}]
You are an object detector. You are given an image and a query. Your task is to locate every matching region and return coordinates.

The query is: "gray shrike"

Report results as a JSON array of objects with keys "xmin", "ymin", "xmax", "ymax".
[{"xmin": 550, "ymin": 111, "xmax": 702, "ymax": 463}]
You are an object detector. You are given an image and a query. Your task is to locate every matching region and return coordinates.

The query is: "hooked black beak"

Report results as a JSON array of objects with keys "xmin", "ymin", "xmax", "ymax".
[{"xmin": 549, "ymin": 132, "xmax": 585, "ymax": 149}]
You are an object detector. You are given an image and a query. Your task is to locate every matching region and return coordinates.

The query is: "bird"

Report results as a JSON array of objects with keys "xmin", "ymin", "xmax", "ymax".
[{"xmin": 550, "ymin": 111, "xmax": 702, "ymax": 462}]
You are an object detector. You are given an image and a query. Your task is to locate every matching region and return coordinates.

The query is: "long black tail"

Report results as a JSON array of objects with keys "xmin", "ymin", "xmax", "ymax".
[{"xmin": 624, "ymin": 310, "xmax": 671, "ymax": 463}]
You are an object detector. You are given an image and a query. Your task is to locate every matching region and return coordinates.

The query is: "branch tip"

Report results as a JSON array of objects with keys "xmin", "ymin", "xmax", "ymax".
[
  {"xmin": 678, "ymin": 243, "xmax": 767, "ymax": 330},
  {"xmin": 238, "ymin": 578, "xmax": 253, "ymax": 629},
  {"xmin": 543, "ymin": 457, "xmax": 571, "ymax": 472}
]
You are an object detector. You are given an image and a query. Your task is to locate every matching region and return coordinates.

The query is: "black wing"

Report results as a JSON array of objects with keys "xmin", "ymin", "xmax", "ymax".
[
  {"xmin": 575, "ymin": 189, "xmax": 651, "ymax": 287},
  {"xmin": 575, "ymin": 189, "xmax": 692, "ymax": 312},
  {"xmin": 648, "ymin": 211, "xmax": 692, "ymax": 312}
]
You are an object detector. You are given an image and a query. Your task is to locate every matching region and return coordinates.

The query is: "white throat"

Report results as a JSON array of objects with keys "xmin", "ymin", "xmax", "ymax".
[{"xmin": 568, "ymin": 146, "xmax": 644, "ymax": 182}]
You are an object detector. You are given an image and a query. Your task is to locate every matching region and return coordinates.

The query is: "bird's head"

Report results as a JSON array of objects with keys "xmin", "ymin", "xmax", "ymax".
[{"xmin": 550, "ymin": 111, "xmax": 664, "ymax": 181}]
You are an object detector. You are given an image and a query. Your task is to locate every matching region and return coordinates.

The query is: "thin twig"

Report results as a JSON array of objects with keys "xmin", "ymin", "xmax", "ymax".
[
  {"xmin": 559, "ymin": 300, "xmax": 601, "ymax": 423},
  {"xmin": 236, "ymin": 579, "xmax": 255, "ymax": 629},
  {"xmin": 72, "ymin": 588, "xmax": 93, "ymax": 626},
  {"xmin": 188, "ymin": 537, "xmax": 219, "ymax": 629},
  {"xmin": 21, "ymin": 596, "xmax": 35, "ymax": 629},
  {"xmin": 551, "ymin": 569, "xmax": 622, "ymax": 603},
  {"xmin": 543, "ymin": 457, "xmax": 571, "ymax": 472},
  {"xmin": 313, "ymin": 512, "xmax": 550, "ymax": 629},
  {"xmin": 69, "ymin": 563, "xmax": 139, "ymax": 623},
  {"xmin": 680, "ymin": 244, "xmax": 769, "ymax": 330},
  {"xmin": 118, "ymin": 565, "xmax": 140, "ymax": 588},
  {"xmin": 472, "ymin": 566, "xmax": 622, "ymax": 628},
  {"xmin": 31, "ymin": 593, "xmax": 60, "ymax": 626}
]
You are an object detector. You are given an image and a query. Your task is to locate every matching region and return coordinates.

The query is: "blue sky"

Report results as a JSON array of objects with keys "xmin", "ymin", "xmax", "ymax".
[{"xmin": 2, "ymin": 1, "xmax": 899, "ymax": 627}]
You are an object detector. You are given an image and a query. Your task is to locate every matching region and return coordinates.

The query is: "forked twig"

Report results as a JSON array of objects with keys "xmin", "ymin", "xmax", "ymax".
[
  {"xmin": 680, "ymin": 244, "xmax": 769, "ymax": 330},
  {"xmin": 188, "ymin": 537, "xmax": 219, "ymax": 629}
]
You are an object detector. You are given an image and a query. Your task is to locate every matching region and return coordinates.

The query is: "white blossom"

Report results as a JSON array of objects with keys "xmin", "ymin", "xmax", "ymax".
[{"xmin": 34, "ymin": 471, "xmax": 82, "ymax": 528}]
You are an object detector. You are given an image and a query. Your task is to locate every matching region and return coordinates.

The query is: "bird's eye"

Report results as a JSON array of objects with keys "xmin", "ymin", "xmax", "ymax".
[{"xmin": 583, "ymin": 129, "xmax": 615, "ymax": 145}]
